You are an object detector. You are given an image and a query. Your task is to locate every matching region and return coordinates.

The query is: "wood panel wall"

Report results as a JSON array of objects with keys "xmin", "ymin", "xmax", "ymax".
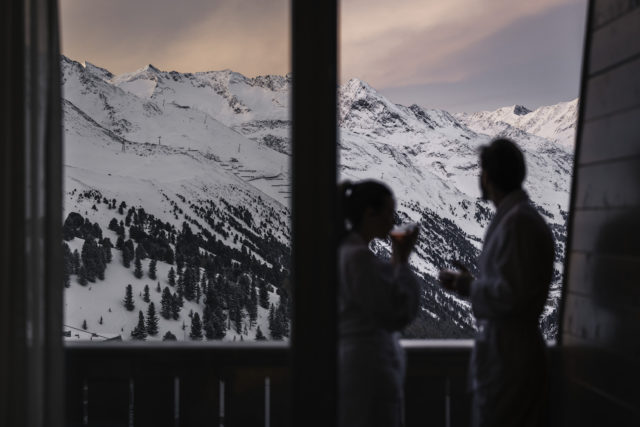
[{"xmin": 561, "ymin": 0, "xmax": 640, "ymax": 424}]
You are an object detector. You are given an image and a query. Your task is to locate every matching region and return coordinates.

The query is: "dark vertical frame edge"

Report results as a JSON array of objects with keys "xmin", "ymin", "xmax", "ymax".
[
  {"xmin": 558, "ymin": 0, "xmax": 594, "ymax": 346},
  {"xmin": 291, "ymin": 1, "xmax": 339, "ymax": 427},
  {"xmin": 0, "ymin": 0, "xmax": 27, "ymax": 425},
  {"xmin": 46, "ymin": 0, "xmax": 65, "ymax": 425}
]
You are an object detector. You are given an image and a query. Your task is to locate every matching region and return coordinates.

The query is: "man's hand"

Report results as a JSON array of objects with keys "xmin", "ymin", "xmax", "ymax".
[{"xmin": 438, "ymin": 260, "xmax": 473, "ymax": 297}]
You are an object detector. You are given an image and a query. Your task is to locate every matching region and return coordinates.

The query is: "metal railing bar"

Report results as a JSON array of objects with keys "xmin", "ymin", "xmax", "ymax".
[
  {"xmin": 82, "ymin": 378, "xmax": 89, "ymax": 427},
  {"xmin": 128, "ymin": 378, "xmax": 134, "ymax": 427},
  {"xmin": 174, "ymin": 376, "xmax": 180, "ymax": 427},
  {"xmin": 265, "ymin": 376, "xmax": 271, "ymax": 427},
  {"xmin": 219, "ymin": 380, "xmax": 225, "ymax": 427}
]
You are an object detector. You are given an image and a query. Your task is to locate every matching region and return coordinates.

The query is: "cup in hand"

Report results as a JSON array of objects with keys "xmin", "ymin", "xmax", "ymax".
[{"xmin": 390, "ymin": 222, "xmax": 418, "ymax": 242}]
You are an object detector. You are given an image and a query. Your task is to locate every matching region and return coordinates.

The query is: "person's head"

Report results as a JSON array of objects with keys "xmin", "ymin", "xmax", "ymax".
[
  {"xmin": 479, "ymin": 138, "xmax": 526, "ymax": 203},
  {"xmin": 338, "ymin": 180, "xmax": 395, "ymax": 241}
]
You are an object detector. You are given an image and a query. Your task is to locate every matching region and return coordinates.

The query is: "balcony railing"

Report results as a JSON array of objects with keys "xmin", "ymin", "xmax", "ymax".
[{"xmin": 65, "ymin": 340, "xmax": 560, "ymax": 427}]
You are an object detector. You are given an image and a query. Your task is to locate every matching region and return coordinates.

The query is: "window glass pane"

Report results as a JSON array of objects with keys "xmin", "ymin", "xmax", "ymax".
[
  {"xmin": 60, "ymin": 0, "xmax": 291, "ymax": 342},
  {"xmin": 339, "ymin": 0, "xmax": 587, "ymax": 339}
]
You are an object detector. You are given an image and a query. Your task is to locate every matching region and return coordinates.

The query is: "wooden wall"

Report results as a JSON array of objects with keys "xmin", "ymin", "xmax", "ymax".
[{"xmin": 561, "ymin": 0, "xmax": 640, "ymax": 424}]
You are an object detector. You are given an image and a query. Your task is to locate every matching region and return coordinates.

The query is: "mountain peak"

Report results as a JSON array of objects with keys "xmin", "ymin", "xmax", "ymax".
[
  {"xmin": 513, "ymin": 105, "xmax": 531, "ymax": 116},
  {"xmin": 144, "ymin": 64, "xmax": 161, "ymax": 73},
  {"xmin": 82, "ymin": 61, "xmax": 114, "ymax": 80},
  {"xmin": 340, "ymin": 78, "xmax": 378, "ymax": 102},
  {"xmin": 344, "ymin": 77, "xmax": 372, "ymax": 91},
  {"xmin": 250, "ymin": 74, "xmax": 290, "ymax": 91}
]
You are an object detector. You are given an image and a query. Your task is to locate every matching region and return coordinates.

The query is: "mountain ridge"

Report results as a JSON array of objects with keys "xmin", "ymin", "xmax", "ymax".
[{"xmin": 62, "ymin": 55, "xmax": 573, "ymax": 341}]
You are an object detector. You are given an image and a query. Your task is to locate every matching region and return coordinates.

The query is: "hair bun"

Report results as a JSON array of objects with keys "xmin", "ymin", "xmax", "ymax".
[{"xmin": 339, "ymin": 180, "xmax": 354, "ymax": 198}]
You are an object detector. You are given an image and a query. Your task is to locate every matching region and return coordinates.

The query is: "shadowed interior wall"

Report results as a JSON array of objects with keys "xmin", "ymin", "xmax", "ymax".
[{"xmin": 561, "ymin": 0, "xmax": 640, "ymax": 424}]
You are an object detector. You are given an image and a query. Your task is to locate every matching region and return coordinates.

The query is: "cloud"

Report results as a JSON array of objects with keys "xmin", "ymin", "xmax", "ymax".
[
  {"xmin": 60, "ymin": 0, "xmax": 289, "ymax": 76},
  {"xmin": 340, "ymin": 0, "xmax": 583, "ymax": 87}
]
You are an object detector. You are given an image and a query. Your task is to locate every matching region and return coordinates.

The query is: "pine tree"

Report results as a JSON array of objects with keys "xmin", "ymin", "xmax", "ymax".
[
  {"xmin": 135, "ymin": 243, "xmax": 147, "ymax": 260},
  {"xmin": 255, "ymin": 326, "xmax": 266, "ymax": 341},
  {"xmin": 82, "ymin": 319, "xmax": 87, "ymax": 330},
  {"xmin": 146, "ymin": 302, "xmax": 159, "ymax": 336},
  {"xmin": 63, "ymin": 261, "xmax": 71, "ymax": 288},
  {"xmin": 62, "ymin": 243, "xmax": 72, "ymax": 288},
  {"xmin": 171, "ymin": 293, "xmax": 181, "ymax": 320},
  {"xmin": 160, "ymin": 287, "xmax": 173, "ymax": 319},
  {"xmin": 123, "ymin": 284, "xmax": 135, "ymax": 311},
  {"xmin": 148, "ymin": 258, "xmax": 157, "ymax": 280},
  {"xmin": 168, "ymin": 267, "xmax": 176, "ymax": 287},
  {"xmin": 183, "ymin": 267, "xmax": 195, "ymax": 301},
  {"xmin": 122, "ymin": 246, "xmax": 132, "ymax": 268},
  {"xmin": 143, "ymin": 285, "xmax": 150, "ymax": 303},
  {"xmin": 204, "ymin": 279, "xmax": 218, "ymax": 309},
  {"xmin": 203, "ymin": 288, "xmax": 227, "ymax": 340},
  {"xmin": 276, "ymin": 302, "xmax": 289, "ymax": 338},
  {"xmin": 162, "ymin": 331, "xmax": 177, "ymax": 341},
  {"xmin": 189, "ymin": 313, "xmax": 203, "ymax": 340},
  {"xmin": 239, "ymin": 274, "xmax": 251, "ymax": 304},
  {"xmin": 269, "ymin": 303, "xmax": 275, "ymax": 324},
  {"xmin": 102, "ymin": 239, "xmax": 113, "ymax": 263},
  {"xmin": 156, "ymin": 282, "xmax": 161, "ymax": 293},
  {"xmin": 203, "ymin": 305, "xmax": 213, "ymax": 339},
  {"xmin": 81, "ymin": 239, "xmax": 97, "ymax": 282},
  {"xmin": 201, "ymin": 276, "xmax": 209, "ymax": 298},
  {"xmin": 248, "ymin": 285, "xmax": 258, "ymax": 327},
  {"xmin": 212, "ymin": 308, "xmax": 227, "ymax": 340},
  {"xmin": 258, "ymin": 280, "xmax": 269, "ymax": 309},
  {"xmin": 72, "ymin": 249, "xmax": 81, "ymax": 274},
  {"xmin": 165, "ymin": 247, "xmax": 175, "ymax": 265},
  {"xmin": 196, "ymin": 275, "xmax": 206, "ymax": 304},
  {"xmin": 268, "ymin": 304, "xmax": 282, "ymax": 340},
  {"xmin": 96, "ymin": 252, "xmax": 106, "ymax": 281},
  {"xmin": 134, "ymin": 256, "xmax": 143, "ymax": 279},
  {"xmin": 175, "ymin": 287, "xmax": 184, "ymax": 308},
  {"xmin": 131, "ymin": 311, "xmax": 147, "ymax": 340},
  {"xmin": 116, "ymin": 235, "xmax": 124, "ymax": 250},
  {"xmin": 230, "ymin": 295, "xmax": 243, "ymax": 335},
  {"xmin": 99, "ymin": 316, "xmax": 103, "ymax": 325},
  {"xmin": 108, "ymin": 217, "xmax": 119, "ymax": 232},
  {"xmin": 92, "ymin": 222, "xmax": 103, "ymax": 239},
  {"xmin": 77, "ymin": 265, "xmax": 88, "ymax": 286}
]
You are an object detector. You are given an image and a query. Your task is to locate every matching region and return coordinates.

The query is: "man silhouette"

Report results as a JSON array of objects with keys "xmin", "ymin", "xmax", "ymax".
[{"xmin": 439, "ymin": 138, "xmax": 554, "ymax": 427}]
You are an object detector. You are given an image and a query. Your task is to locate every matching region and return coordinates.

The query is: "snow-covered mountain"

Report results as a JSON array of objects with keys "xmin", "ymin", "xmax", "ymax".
[
  {"xmin": 61, "ymin": 55, "xmax": 575, "ymax": 341},
  {"xmin": 455, "ymin": 99, "xmax": 578, "ymax": 150}
]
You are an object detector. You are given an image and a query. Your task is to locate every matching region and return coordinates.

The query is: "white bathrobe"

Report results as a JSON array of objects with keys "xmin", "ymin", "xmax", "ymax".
[
  {"xmin": 469, "ymin": 190, "xmax": 554, "ymax": 427},
  {"xmin": 338, "ymin": 232, "xmax": 420, "ymax": 427}
]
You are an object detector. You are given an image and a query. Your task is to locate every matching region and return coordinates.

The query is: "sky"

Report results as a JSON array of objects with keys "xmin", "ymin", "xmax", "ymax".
[{"xmin": 60, "ymin": 0, "xmax": 587, "ymax": 112}]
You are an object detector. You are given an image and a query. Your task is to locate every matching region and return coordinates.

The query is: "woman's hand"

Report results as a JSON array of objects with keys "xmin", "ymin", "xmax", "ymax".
[{"xmin": 390, "ymin": 225, "xmax": 419, "ymax": 265}]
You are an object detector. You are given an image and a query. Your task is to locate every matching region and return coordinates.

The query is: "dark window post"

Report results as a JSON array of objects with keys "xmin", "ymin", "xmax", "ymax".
[
  {"xmin": 0, "ymin": 0, "xmax": 64, "ymax": 426},
  {"xmin": 291, "ymin": 1, "xmax": 338, "ymax": 426}
]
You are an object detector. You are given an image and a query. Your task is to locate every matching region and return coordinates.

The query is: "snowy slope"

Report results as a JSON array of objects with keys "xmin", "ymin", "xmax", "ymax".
[{"xmin": 62, "ymin": 56, "xmax": 575, "ymax": 340}]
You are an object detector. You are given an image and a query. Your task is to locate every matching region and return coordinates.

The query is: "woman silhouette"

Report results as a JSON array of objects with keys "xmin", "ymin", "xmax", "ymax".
[{"xmin": 338, "ymin": 180, "xmax": 420, "ymax": 427}]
